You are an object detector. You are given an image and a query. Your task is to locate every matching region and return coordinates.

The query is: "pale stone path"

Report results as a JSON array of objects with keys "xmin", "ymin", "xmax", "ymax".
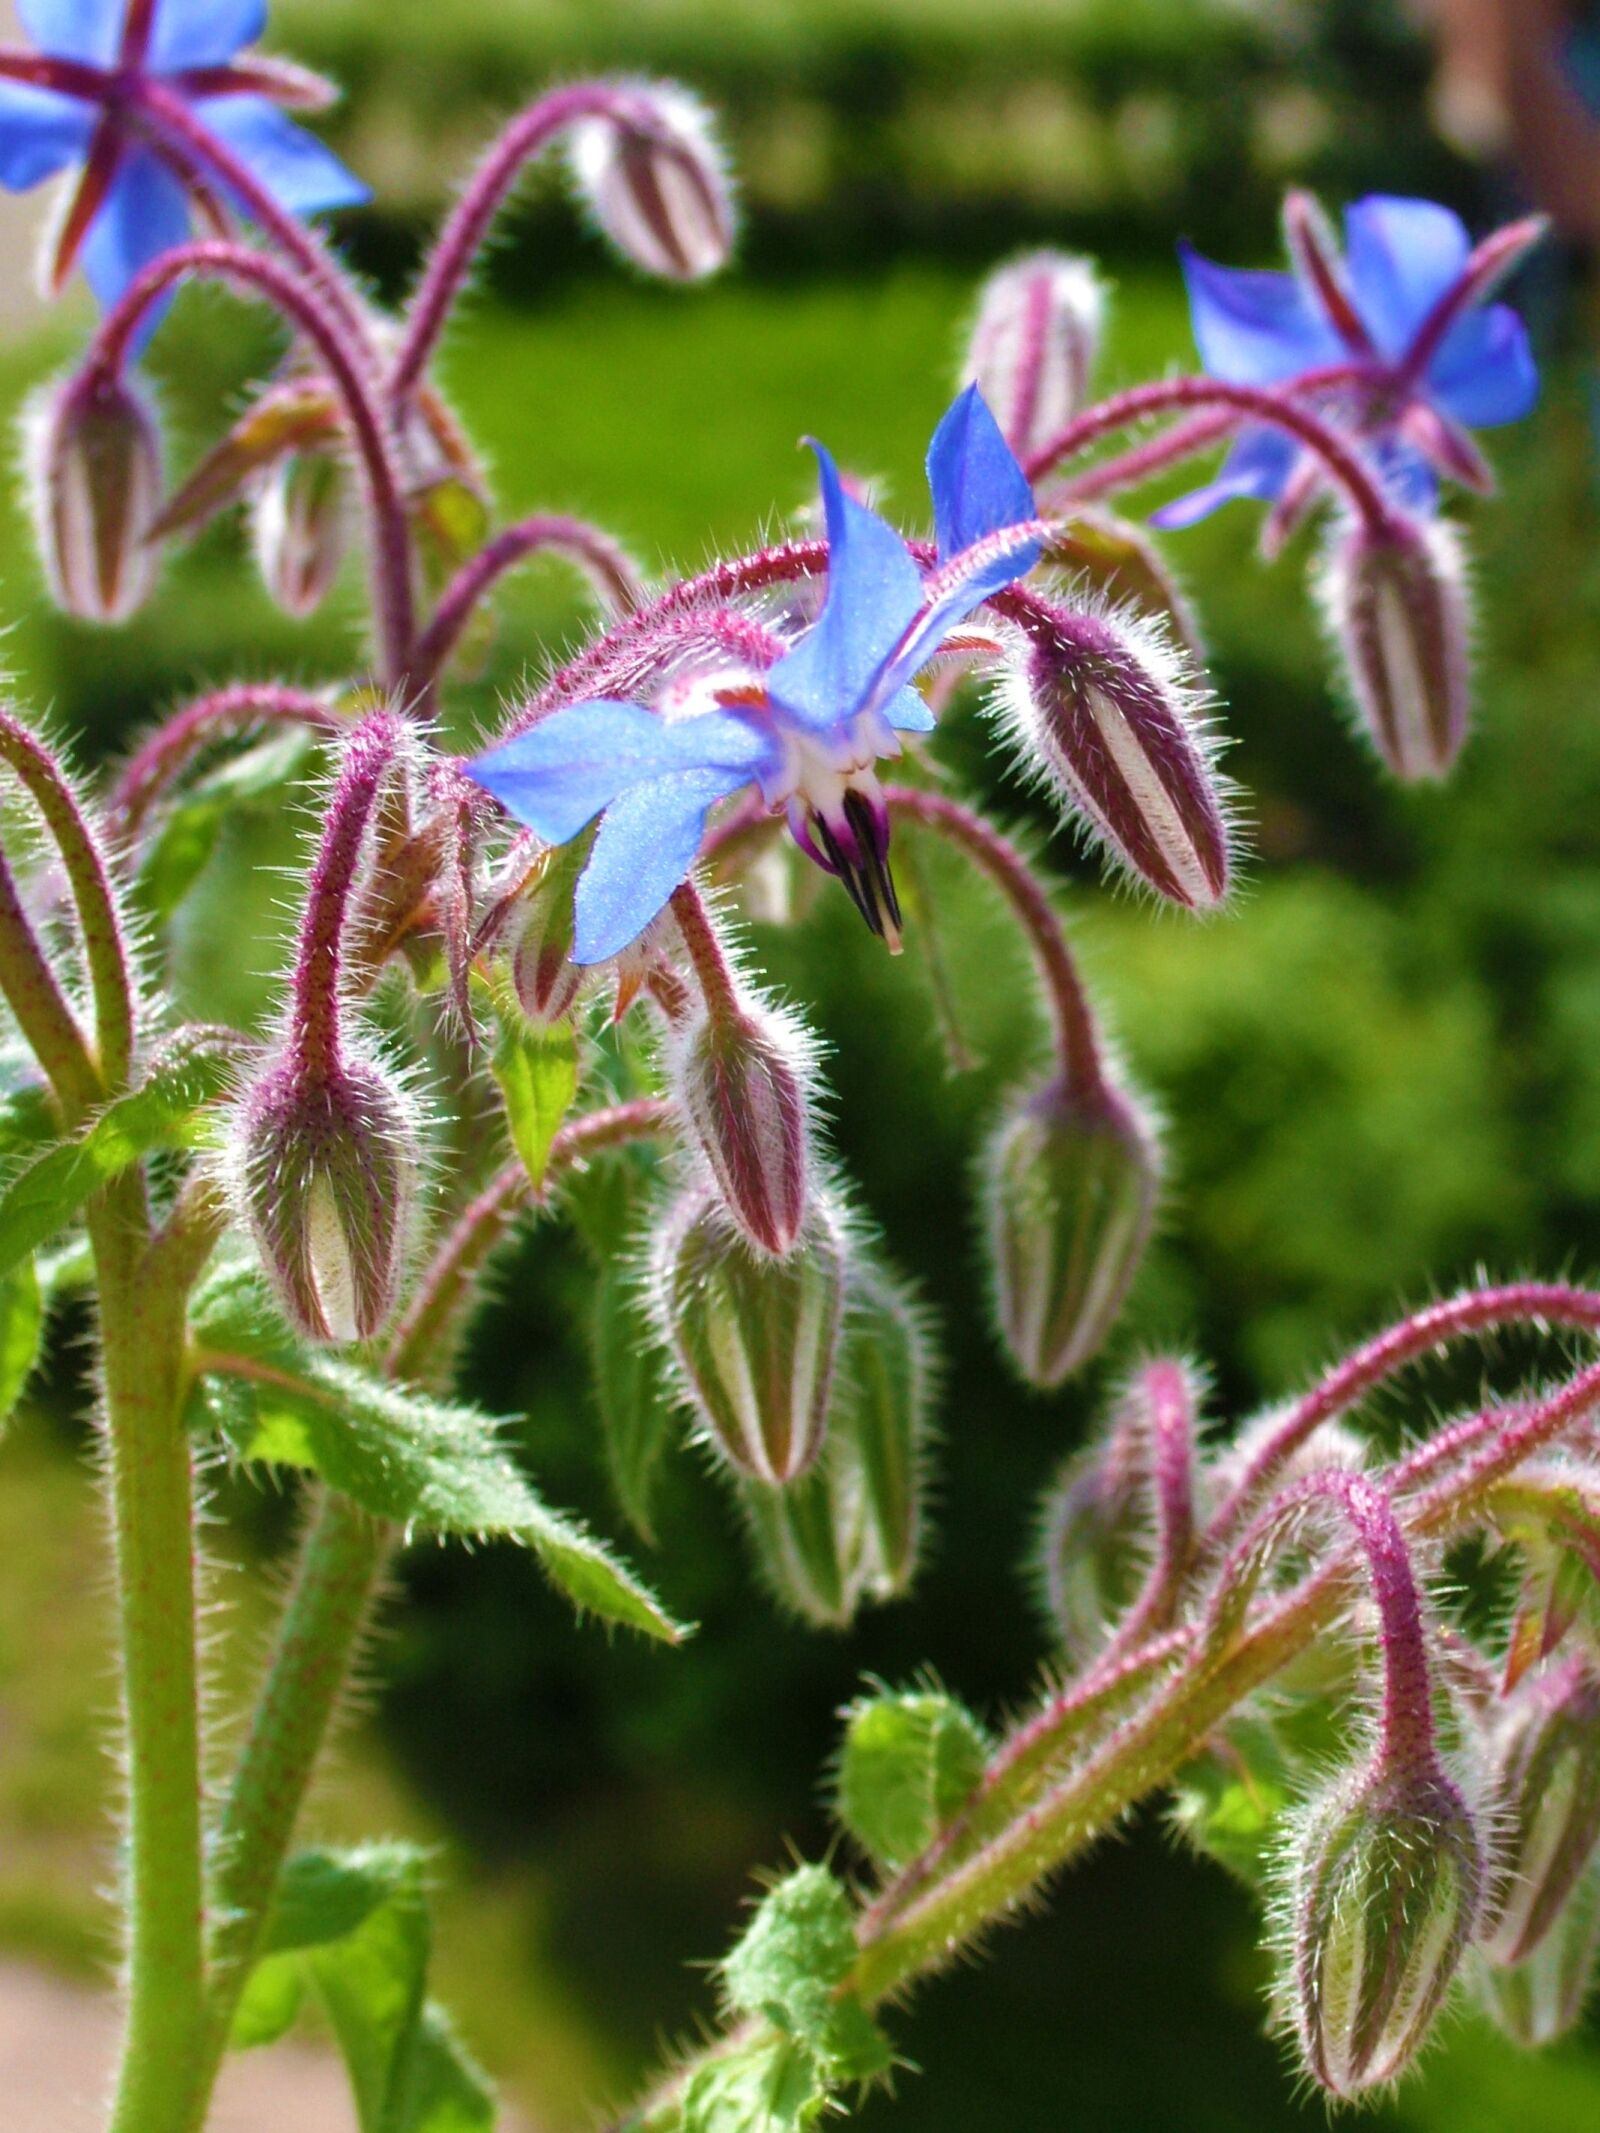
[{"xmin": 0, "ymin": 1961, "xmax": 357, "ymax": 2132}]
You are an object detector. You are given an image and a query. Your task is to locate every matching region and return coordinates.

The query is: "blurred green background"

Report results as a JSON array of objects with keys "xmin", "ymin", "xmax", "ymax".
[{"xmin": 5, "ymin": 0, "xmax": 1600, "ymax": 2128}]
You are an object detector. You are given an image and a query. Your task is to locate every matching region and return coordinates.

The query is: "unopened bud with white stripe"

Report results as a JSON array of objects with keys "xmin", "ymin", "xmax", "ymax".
[
  {"xmin": 30, "ymin": 364, "xmax": 161, "ymax": 623},
  {"xmin": 997, "ymin": 601, "xmax": 1232, "ymax": 909},
  {"xmin": 964, "ymin": 250, "xmax": 1105, "ymax": 459},
  {"xmin": 671, "ymin": 998, "xmax": 814, "ymax": 1258},
  {"xmin": 570, "ymin": 83, "xmax": 734, "ymax": 282},
  {"xmin": 1317, "ymin": 512, "xmax": 1472, "ymax": 782}
]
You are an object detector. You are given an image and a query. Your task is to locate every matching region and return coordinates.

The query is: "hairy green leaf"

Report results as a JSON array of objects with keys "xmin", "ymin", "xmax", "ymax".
[
  {"xmin": 192, "ymin": 1263, "xmax": 689, "ymax": 1642},
  {"xmin": 678, "ymin": 2031, "xmax": 828, "ymax": 2133},
  {"xmin": 0, "ymin": 1257, "xmax": 44, "ymax": 1438},
  {"xmin": 488, "ymin": 987, "xmax": 577, "ymax": 1189},
  {"xmin": 135, "ymin": 727, "xmax": 321, "ymax": 920},
  {"xmin": 0, "ymin": 1027, "xmax": 243, "ymax": 1279},
  {"xmin": 723, "ymin": 1865, "xmax": 890, "ymax": 2084},
  {"xmin": 836, "ymin": 1689, "xmax": 990, "ymax": 1873}
]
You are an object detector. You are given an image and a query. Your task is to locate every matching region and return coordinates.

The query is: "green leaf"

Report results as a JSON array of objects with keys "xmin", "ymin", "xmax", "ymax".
[
  {"xmin": 192, "ymin": 1263, "xmax": 690, "ymax": 1643},
  {"xmin": 488, "ymin": 987, "xmax": 577, "ymax": 1189},
  {"xmin": 231, "ymin": 1846, "xmax": 494, "ymax": 2133},
  {"xmin": 0, "ymin": 1258, "xmax": 44, "ymax": 1437},
  {"xmin": 592, "ymin": 1263, "xmax": 677, "ymax": 1540},
  {"xmin": 1170, "ymin": 1715, "xmax": 1300, "ymax": 1889},
  {"xmin": 135, "ymin": 727, "xmax": 322, "ymax": 921},
  {"xmin": 836, "ymin": 1689, "xmax": 990, "ymax": 1873},
  {"xmin": 0, "ymin": 1027, "xmax": 243, "ymax": 1280},
  {"xmin": 723, "ymin": 1865, "xmax": 890, "ymax": 2084},
  {"xmin": 678, "ymin": 2031, "xmax": 829, "ymax": 2133}
]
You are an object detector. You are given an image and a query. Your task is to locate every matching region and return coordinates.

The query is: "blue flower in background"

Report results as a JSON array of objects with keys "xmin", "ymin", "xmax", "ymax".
[
  {"xmin": 1157, "ymin": 193, "xmax": 1539, "ymax": 531},
  {"xmin": 468, "ymin": 385, "xmax": 1043, "ymax": 963},
  {"xmin": 0, "ymin": 0, "xmax": 366, "ymax": 306}
]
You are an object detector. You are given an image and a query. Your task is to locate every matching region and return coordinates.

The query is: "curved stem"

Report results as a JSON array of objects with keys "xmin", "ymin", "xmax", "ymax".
[
  {"xmin": 1022, "ymin": 376, "xmax": 1401, "ymax": 536},
  {"xmin": 0, "ymin": 831, "xmax": 102, "ymax": 1127},
  {"xmin": 90, "ymin": 242, "xmax": 414, "ymax": 687},
  {"xmin": 112, "ymin": 686, "xmax": 341, "ymax": 836},
  {"xmin": 0, "ymin": 708, "xmax": 135, "ymax": 1094},
  {"xmin": 669, "ymin": 882, "xmax": 740, "ymax": 1017},
  {"xmin": 884, "ymin": 784, "xmax": 1104, "ymax": 1098},
  {"xmin": 391, "ymin": 84, "xmax": 657, "ymax": 402},
  {"xmin": 409, "ymin": 514, "xmax": 645, "ymax": 696},
  {"xmin": 1052, "ymin": 409, "xmax": 1239, "ymax": 505}
]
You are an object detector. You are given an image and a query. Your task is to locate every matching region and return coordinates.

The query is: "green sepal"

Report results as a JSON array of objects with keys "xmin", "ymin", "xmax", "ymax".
[
  {"xmin": 482, "ymin": 971, "xmax": 578, "ymax": 1189},
  {"xmin": 592, "ymin": 1262, "xmax": 677, "ymax": 1541},
  {"xmin": 723, "ymin": 1864, "xmax": 891, "ymax": 2084},
  {"xmin": 836, "ymin": 1687, "xmax": 990, "ymax": 1873}
]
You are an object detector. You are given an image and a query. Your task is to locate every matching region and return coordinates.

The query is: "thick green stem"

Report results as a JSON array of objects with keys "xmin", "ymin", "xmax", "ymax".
[
  {"xmin": 95, "ymin": 1175, "xmax": 210, "ymax": 2133},
  {"xmin": 189, "ymin": 1489, "xmax": 386, "ymax": 2121}
]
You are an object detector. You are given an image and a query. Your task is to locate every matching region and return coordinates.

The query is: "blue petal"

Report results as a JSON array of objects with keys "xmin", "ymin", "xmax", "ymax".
[
  {"xmin": 885, "ymin": 685, "xmax": 935, "ymax": 734},
  {"xmin": 765, "ymin": 442, "xmax": 925, "ymax": 736},
  {"xmin": 0, "ymin": 82, "xmax": 92, "ymax": 189},
  {"xmin": 17, "ymin": 0, "xmax": 122, "ymax": 64},
  {"xmin": 79, "ymin": 147, "xmax": 190, "ymax": 312},
  {"xmin": 1427, "ymin": 303, "xmax": 1538, "ymax": 428},
  {"xmin": 1150, "ymin": 426, "xmax": 1298, "ymax": 529},
  {"xmin": 927, "ymin": 383, "xmax": 1036, "ymax": 559},
  {"xmin": 1343, "ymin": 196, "xmax": 1470, "ymax": 360},
  {"xmin": 1178, "ymin": 242, "xmax": 1341, "ymax": 384},
  {"xmin": 196, "ymin": 95, "xmax": 369, "ymax": 216},
  {"xmin": 150, "ymin": 0, "xmax": 265, "ymax": 70},
  {"xmin": 573, "ymin": 767, "xmax": 747, "ymax": 964},
  {"xmin": 465, "ymin": 699, "xmax": 770, "ymax": 848}
]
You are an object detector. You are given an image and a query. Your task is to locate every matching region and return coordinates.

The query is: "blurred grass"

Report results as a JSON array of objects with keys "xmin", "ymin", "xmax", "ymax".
[{"xmin": 2, "ymin": 219, "xmax": 1600, "ymax": 2131}]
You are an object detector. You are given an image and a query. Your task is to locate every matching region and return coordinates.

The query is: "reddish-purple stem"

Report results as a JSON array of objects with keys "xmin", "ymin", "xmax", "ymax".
[
  {"xmin": 1398, "ymin": 216, "xmax": 1547, "ymax": 397},
  {"xmin": 111, "ymin": 685, "xmax": 342, "ymax": 835}
]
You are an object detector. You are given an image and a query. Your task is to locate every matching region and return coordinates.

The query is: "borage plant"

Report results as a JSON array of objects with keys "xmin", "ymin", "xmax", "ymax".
[{"xmin": 0, "ymin": 4, "xmax": 1591, "ymax": 2130}]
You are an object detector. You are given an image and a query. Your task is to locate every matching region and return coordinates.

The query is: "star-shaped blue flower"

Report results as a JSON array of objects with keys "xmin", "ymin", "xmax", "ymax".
[
  {"xmin": 1156, "ymin": 193, "xmax": 1538, "ymax": 531},
  {"xmin": 467, "ymin": 385, "xmax": 1043, "ymax": 964},
  {"xmin": 0, "ymin": 0, "xmax": 366, "ymax": 307}
]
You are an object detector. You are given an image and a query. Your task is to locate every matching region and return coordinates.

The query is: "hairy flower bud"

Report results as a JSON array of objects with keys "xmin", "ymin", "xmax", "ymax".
[
  {"xmin": 672, "ymin": 1001, "xmax": 813, "ymax": 1257},
  {"xmin": 571, "ymin": 85, "xmax": 733, "ymax": 282},
  {"xmin": 1478, "ymin": 1858, "xmax": 1600, "ymax": 2048},
  {"xmin": 1289, "ymin": 1763, "xmax": 1481, "ymax": 2098},
  {"xmin": 964, "ymin": 250, "xmax": 1104, "ymax": 459},
  {"xmin": 1478, "ymin": 1659, "xmax": 1600, "ymax": 1968},
  {"xmin": 653, "ymin": 1188, "xmax": 845, "ymax": 1485},
  {"xmin": 983, "ymin": 1074, "xmax": 1160, "ymax": 1389},
  {"xmin": 740, "ymin": 1438, "xmax": 870, "ymax": 1628},
  {"xmin": 510, "ymin": 852, "xmax": 585, "ymax": 1029},
  {"xmin": 1317, "ymin": 513, "xmax": 1471, "ymax": 782},
  {"xmin": 30, "ymin": 365, "xmax": 161, "ymax": 623},
  {"xmin": 252, "ymin": 449, "xmax": 353, "ymax": 618},
  {"xmin": 837, "ymin": 1261, "xmax": 935, "ymax": 1596},
  {"xmin": 1036, "ymin": 1432, "xmax": 1145, "ymax": 1654},
  {"xmin": 998, "ymin": 604, "xmax": 1231, "ymax": 908},
  {"xmin": 236, "ymin": 1053, "xmax": 419, "ymax": 1345}
]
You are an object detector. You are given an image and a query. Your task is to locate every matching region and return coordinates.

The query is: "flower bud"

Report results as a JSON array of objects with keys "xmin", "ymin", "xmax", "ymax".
[
  {"xmin": 1477, "ymin": 1858, "xmax": 1600, "ymax": 2048},
  {"xmin": 1036, "ymin": 1434, "xmax": 1145, "ymax": 1655},
  {"xmin": 652, "ymin": 1188, "xmax": 845, "ymax": 1485},
  {"xmin": 570, "ymin": 85, "xmax": 734, "ymax": 282},
  {"xmin": 1317, "ymin": 513, "xmax": 1471, "ymax": 782},
  {"xmin": 236, "ymin": 1052, "xmax": 419, "ymax": 1345},
  {"xmin": 836, "ymin": 1262, "xmax": 935, "ymax": 1597},
  {"xmin": 30, "ymin": 366, "xmax": 161, "ymax": 623},
  {"xmin": 252, "ymin": 448, "xmax": 353, "ymax": 619},
  {"xmin": 1478, "ymin": 1659, "xmax": 1600, "ymax": 1968},
  {"xmin": 983, "ymin": 1074, "xmax": 1160, "ymax": 1389},
  {"xmin": 997, "ymin": 604, "xmax": 1231, "ymax": 908},
  {"xmin": 510, "ymin": 852, "xmax": 585, "ymax": 1029},
  {"xmin": 964, "ymin": 250, "xmax": 1104, "ymax": 459},
  {"xmin": 740, "ymin": 1439, "xmax": 869, "ymax": 1628},
  {"xmin": 1289, "ymin": 1763, "xmax": 1481, "ymax": 2098},
  {"xmin": 672, "ymin": 1001, "xmax": 813, "ymax": 1258}
]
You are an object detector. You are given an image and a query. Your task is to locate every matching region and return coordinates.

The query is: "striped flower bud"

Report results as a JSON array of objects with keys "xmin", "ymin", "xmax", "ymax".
[
  {"xmin": 570, "ymin": 84, "xmax": 734, "ymax": 282},
  {"xmin": 983, "ymin": 1074, "xmax": 1160, "ymax": 1389},
  {"xmin": 1289, "ymin": 1763, "xmax": 1482, "ymax": 2098},
  {"xmin": 1317, "ymin": 512, "xmax": 1471, "ymax": 782},
  {"xmin": 964, "ymin": 250, "xmax": 1104, "ymax": 459},
  {"xmin": 740, "ymin": 1438, "xmax": 870, "ymax": 1628},
  {"xmin": 510, "ymin": 851, "xmax": 585, "ymax": 1029},
  {"xmin": 997, "ymin": 603, "xmax": 1231, "ymax": 909},
  {"xmin": 1478, "ymin": 1858, "xmax": 1600, "ymax": 2048},
  {"xmin": 672, "ymin": 1001, "xmax": 813, "ymax": 1258},
  {"xmin": 252, "ymin": 449, "xmax": 353, "ymax": 619},
  {"xmin": 30, "ymin": 365, "xmax": 161, "ymax": 623},
  {"xmin": 652, "ymin": 1188, "xmax": 845, "ymax": 1485},
  {"xmin": 1036, "ymin": 1432, "xmax": 1145, "ymax": 1655},
  {"xmin": 1478, "ymin": 1659, "xmax": 1600, "ymax": 1968},
  {"xmin": 837, "ymin": 1262, "xmax": 935, "ymax": 1597},
  {"xmin": 236, "ymin": 1052, "xmax": 419, "ymax": 1345}
]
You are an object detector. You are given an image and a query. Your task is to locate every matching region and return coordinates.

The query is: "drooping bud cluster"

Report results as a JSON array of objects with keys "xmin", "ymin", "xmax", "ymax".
[
  {"xmin": 964, "ymin": 250, "xmax": 1104, "ymax": 461},
  {"xmin": 569, "ymin": 84, "xmax": 735, "ymax": 282},
  {"xmin": 996, "ymin": 601, "xmax": 1231, "ymax": 909},
  {"xmin": 651, "ymin": 1187, "xmax": 846, "ymax": 1485},
  {"xmin": 1287, "ymin": 1761, "xmax": 1482, "ymax": 2098},
  {"xmin": 29, "ymin": 365, "xmax": 162, "ymax": 624},
  {"xmin": 983, "ymin": 1072, "xmax": 1160, "ymax": 1389},
  {"xmin": 236, "ymin": 1049, "xmax": 419, "ymax": 1346},
  {"xmin": 1476, "ymin": 1658, "xmax": 1600, "ymax": 1970},
  {"xmin": 670, "ymin": 997, "xmax": 815, "ymax": 1259},
  {"xmin": 1316, "ymin": 512, "xmax": 1472, "ymax": 783}
]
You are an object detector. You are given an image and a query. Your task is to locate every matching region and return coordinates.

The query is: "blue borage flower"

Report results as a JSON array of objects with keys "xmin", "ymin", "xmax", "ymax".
[
  {"xmin": 467, "ymin": 385, "xmax": 1043, "ymax": 965},
  {"xmin": 0, "ymin": 0, "xmax": 366, "ymax": 307},
  {"xmin": 1157, "ymin": 193, "xmax": 1539, "ymax": 531}
]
